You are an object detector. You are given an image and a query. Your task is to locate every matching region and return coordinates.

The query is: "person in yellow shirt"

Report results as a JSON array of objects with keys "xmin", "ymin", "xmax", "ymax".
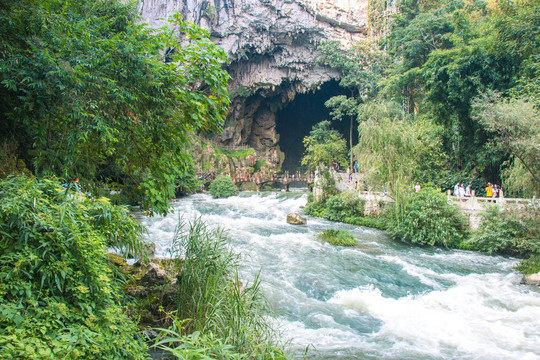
[{"xmin": 486, "ymin": 183, "xmax": 493, "ymax": 201}]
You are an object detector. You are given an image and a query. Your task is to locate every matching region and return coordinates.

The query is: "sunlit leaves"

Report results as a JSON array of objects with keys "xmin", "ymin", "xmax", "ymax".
[{"xmin": 0, "ymin": 0, "xmax": 229, "ymax": 215}]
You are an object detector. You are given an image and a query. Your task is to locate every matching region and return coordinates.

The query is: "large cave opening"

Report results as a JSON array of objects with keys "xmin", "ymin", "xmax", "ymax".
[{"xmin": 275, "ymin": 81, "xmax": 356, "ymax": 172}]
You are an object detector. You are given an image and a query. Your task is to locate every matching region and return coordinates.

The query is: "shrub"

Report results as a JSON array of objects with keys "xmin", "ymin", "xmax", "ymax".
[
  {"xmin": 318, "ymin": 229, "xmax": 357, "ymax": 246},
  {"xmin": 390, "ymin": 187, "xmax": 467, "ymax": 248},
  {"xmin": 208, "ymin": 175, "xmax": 237, "ymax": 198},
  {"xmin": 465, "ymin": 204, "xmax": 540, "ymax": 256},
  {"xmin": 0, "ymin": 176, "xmax": 148, "ymax": 359},
  {"xmin": 323, "ymin": 194, "xmax": 347, "ymax": 221}
]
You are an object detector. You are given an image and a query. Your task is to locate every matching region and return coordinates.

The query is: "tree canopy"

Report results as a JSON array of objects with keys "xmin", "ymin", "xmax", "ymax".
[
  {"xmin": 0, "ymin": 0, "xmax": 229, "ymax": 214},
  {"xmin": 318, "ymin": 0, "xmax": 539, "ymax": 197}
]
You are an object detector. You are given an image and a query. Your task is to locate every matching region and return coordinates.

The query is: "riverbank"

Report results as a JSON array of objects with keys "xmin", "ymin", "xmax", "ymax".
[
  {"xmin": 141, "ymin": 193, "xmax": 540, "ymax": 359},
  {"xmin": 301, "ymin": 173, "xmax": 540, "ymax": 278}
]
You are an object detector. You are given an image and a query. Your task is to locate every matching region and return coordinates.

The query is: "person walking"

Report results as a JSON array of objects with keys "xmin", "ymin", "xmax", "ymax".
[
  {"xmin": 465, "ymin": 184, "xmax": 471, "ymax": 197},
  {"xmin": 415, "ymin": 182, "xmax": 421, "ymax": 193}
]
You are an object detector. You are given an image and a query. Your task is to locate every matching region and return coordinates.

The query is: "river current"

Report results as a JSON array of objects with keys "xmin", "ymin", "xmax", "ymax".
[{"xmin": 140, "ymin": 192, "xmax": 540, "ymax": 360}]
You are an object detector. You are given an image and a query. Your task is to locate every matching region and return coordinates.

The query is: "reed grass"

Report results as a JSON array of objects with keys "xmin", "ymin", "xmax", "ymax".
[{"xmin": 156, "ymin": 217, "xmax": 290, "ymax": 359}]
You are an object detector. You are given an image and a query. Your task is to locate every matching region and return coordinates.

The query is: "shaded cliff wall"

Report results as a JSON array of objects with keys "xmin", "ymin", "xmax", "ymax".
[{"xmin": 139, "ymin": 0, "xmax": 367, "ymax": 152}]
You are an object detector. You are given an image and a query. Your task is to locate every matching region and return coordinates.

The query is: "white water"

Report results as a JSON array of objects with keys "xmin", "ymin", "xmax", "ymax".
[{"xmin": 141, "ymin": 193, "xmax": 540, "ymax": 360}]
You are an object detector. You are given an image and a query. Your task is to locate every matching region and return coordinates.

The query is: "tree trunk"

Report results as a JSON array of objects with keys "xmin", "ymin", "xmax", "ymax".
[{"xmin": 350, "ymin": 115, "xmax": 353, "ymax": 172}]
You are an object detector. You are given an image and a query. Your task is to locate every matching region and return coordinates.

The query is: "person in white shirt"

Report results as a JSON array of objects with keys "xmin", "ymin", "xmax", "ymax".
[
  {"xmin": 459, "ymin": 183, "xmax": 465, "ymax": 197},
  {"xmin": 415, "ymin": 182, "xmax": 421, "ymax": 193},
  {"xmin": 454, "ymin": 183, "xmax": 460, "ymax": 197},
  {"xmin": 465, "ymin": 184, "xmax": 471, "ymax": 197}
]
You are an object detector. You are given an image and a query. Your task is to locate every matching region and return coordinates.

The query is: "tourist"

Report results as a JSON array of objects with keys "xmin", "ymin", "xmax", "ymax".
[
  {"xmin": 454, "ymin": 182, "xmax": 460, "ymax": 197},
  {"xmin": 486, "ymin": 183, "xmax": 493, "ymax": 201},
  {"xmin": 459, "ymin": 183, "xmax": 465, "ymax": 197},
  {"xmin": 492, "ymin": 184, "xmax": 499, "ymax": 202},
  {"xmin": 465, "ymin": 184, "xmax": 471, "ymax": 197},
  {"xmin": 354, "ymin": 161, "xmax": 359, "ymax": 173},
  {"xmin": 415, "ymin": 182, "xmax": 421, "ymax": 193},
  {"xmin": 348, "ymin": 173, "xmax": 353, "ymax": 183}
]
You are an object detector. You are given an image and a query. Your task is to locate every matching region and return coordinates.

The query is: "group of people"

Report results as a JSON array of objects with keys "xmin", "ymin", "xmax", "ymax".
[
  {"xmin": 485, "ymin": 182, "xmax": 503, "ymax": 202},
  {"xmin": 453, "ymin": 183, "xmax": 472, "ymax": 197}
]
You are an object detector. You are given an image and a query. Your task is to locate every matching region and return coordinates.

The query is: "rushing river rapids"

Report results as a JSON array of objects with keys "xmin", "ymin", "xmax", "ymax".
[{"xmin": 140, "ymin": 192, "xmax": 540, "ymax": 360}]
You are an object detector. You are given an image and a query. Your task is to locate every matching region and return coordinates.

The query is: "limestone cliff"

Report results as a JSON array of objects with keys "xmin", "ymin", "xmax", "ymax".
[{"xmin": 139, "ymin": 0, "xmax": 367, "ymax": 152}]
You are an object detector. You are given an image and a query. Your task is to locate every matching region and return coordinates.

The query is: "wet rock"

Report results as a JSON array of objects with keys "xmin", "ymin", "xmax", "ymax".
[
  {"xmin": 521, "ymin": 272, "xmax": 540, "ymax": 286},
  {"xmin": 287, "ymin": 213, "xmax": 306, "ymax": 225},
  {"xmin": 108, "ymin": 257, "xmax": 179, "ymax": 328}
]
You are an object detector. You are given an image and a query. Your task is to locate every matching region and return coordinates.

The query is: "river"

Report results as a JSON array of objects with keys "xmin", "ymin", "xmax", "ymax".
[{"xmin": 140, "ymin": 192, "xmax": 540, "ymax": 360}]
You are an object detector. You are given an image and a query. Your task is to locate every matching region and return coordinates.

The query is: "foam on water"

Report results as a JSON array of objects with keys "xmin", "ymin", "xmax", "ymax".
[{"xmin": 143, "ymin": 193, "xmax": 540, "ymax": 359}]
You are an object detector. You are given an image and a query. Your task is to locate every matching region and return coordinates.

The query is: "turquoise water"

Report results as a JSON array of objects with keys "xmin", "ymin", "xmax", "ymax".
[{"xmin": 141, "ymin": 193, "xmax": 540, "ymax": 360}]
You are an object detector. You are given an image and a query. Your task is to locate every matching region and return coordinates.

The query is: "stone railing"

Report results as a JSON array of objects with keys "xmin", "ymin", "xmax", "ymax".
[{"xmin": 446, "ymin": 190, "xmax": 536, "ymax": 212}]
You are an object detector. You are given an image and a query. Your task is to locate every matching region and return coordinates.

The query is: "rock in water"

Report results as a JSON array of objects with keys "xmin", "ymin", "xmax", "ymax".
[
  {"xmin": 521, "ymin": 272, "xmax": 540, "ymax": 286},
  {"xmin": 287, "ymin": 213, "xmax": 306, "ymax": 225}
]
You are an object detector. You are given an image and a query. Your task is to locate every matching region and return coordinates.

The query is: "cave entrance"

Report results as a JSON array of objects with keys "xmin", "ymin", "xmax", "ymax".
[{"xmin": 275, "ymin": 81, "xmax": 356, "ymax": 173}]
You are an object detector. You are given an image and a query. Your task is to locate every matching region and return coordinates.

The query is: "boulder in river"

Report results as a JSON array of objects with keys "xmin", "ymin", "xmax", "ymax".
[
  {"xmin": 521, "ymin": 272, "xmax": 540, "ymax": 286},
  {"xmin": 287, "ymin": 213, "xmax": 306, "ymax": 225}
]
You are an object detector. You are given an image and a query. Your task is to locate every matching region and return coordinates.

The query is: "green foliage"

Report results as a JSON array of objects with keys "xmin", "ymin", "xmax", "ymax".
[
  {"xmin": 0, "ymin": 176, "xmax": 147, "ymax": 359},
  {"xmin": 230, "ymin": 85, "xmax": 252, "ymax": 98},
  {"xmin": 343, "ymin": 215, "xmax": 387, "ymax": 231},
  {"xmin": 318, "ymin": 229, "xmax": 357, "ymax": 247},
  {"xmin": 355, "ymin": 100, "xmax": 445, "ymax": 214},
  {"xmin": 472, "ymin": 92, "xmax": 540, "ymax": 196},
  {"xmin": 380, "ymin": 0, "xmax": 539, "ymax": 185},
  {"xmin": 176, "ymin": 166, "xmax": 202, "ymax": 195},
  {"xmin": 212, "ymin": 144, "xmax": 256, "ymax": 159},
  {"xmin": 322, "ymin": 193, "xmax": 365, "ymax": 222},
  {"xmin": 465, "ymin": 204, "xmax": 540, "ymax": 256},
  {"xmin": 390, "ymin": 187, "xmax": 467, "ymax": 248},
  {"xmin": 164, "ymin": 218, "xmax": 290, "ymax": 359},
  {"xmin": 515, "ymin": 255, "xmax": 540, "ymax": 275},
  {"xmin": 208, "ymin": 175, "xmax": 237, "ymax": 198},
  {"xmin": 302, "ymin": 121, "xmax": 348, "ymax": 171},
  {"xmin": 303, "ymin": 191, "xmax": 387, "ymax": 229},
  {"xmin": 317, "ymin": 40, "xmax": 385, "ymax": 168},
  {"xmin": 0, "ymin": 0, "xmax": 229, "ymax": 215}
]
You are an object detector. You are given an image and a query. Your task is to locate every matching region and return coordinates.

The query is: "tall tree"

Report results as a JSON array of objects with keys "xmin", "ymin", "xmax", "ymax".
[
  {"xmin": 473, "ymin": 92, "xmax": 540, "ymax": 196},
  {"xmin": 0, "ymin": 0, "xmax": 229, "ymax": 214},
  {"xmin": 317, "ymin": 40, "xmax": 384, "ymax": 171}
]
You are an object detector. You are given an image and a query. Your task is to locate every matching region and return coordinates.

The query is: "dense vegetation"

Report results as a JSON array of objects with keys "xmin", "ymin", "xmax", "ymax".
[
  {"xmin": 0, "ymin": 176, "xmax": 148, "ymax": 359},
  {"xmin": 0, "ymin": 0, "xmax": 290, "ymax": 358},
  {"xmin": 307, "ymin": 0, "xmax": 539, "ymax": 271},
  {"xmin": 0, "ymin": 0, "xmax": 229, "ymax": 215},
  {"xmin": 319, "ymin": 0, "xmax": 539, "ymax": 197}
]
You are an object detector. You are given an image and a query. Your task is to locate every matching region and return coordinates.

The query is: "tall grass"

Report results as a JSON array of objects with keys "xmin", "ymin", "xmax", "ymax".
[{"xmin": 156, "ymin": 217, "xmax": 290, "ymax": 359}]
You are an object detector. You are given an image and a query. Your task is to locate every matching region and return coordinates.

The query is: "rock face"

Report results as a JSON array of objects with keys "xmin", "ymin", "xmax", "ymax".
[
  {"xmin": 287, "ymin": 212, "xmax": 307, "ymax": 225},
  {"xmin": 139, "ymin": 0, "xmax": 367, "ymax": 150}
]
